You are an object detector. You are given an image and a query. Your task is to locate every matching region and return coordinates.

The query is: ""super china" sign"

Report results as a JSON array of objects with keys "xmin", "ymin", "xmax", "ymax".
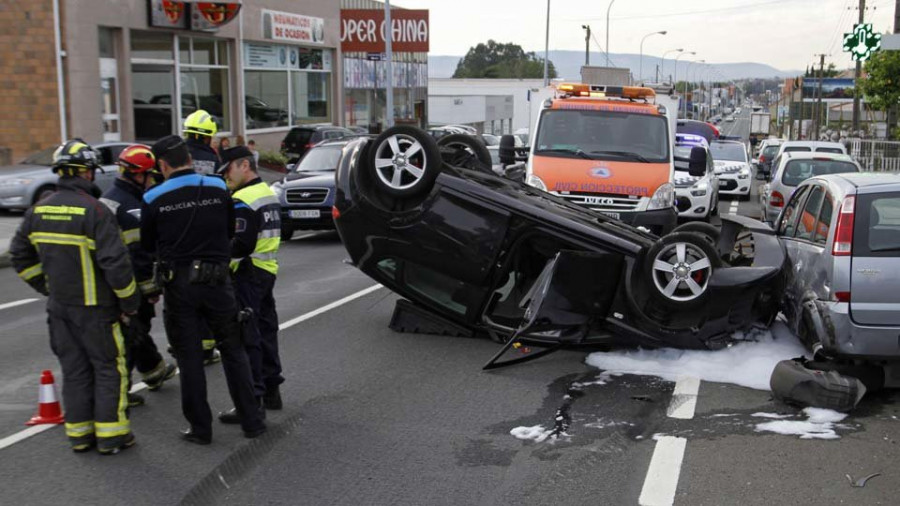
[{"xmin": 340, "ymin": 9, "xmax": 429, "ymax": 53}]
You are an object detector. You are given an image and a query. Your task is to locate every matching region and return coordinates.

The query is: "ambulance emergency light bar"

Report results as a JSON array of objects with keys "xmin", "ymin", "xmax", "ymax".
[{"xmin": 554, "ymin": 83, "xmax": 656, "ymax": 101}]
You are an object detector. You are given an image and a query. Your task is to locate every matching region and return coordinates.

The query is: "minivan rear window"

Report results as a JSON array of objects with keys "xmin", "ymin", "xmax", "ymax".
[
  {"xmin": 783, "ymin": 146, "xmax": 812, "ymax": 153},
  {"xmin": 855, "ymin": 194, "xmax": 900, "ymax": 256},
  {"xmin": 781, "ymin": 159, "xmax": 858, "ymax": 186},
  {"xmin": 815, "ymin": 147, "xmax": 844, "ymax": 154}
]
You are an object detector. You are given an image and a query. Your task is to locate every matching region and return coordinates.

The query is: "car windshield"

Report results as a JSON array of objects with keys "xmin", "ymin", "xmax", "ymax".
[
  {"xmin": 296, "ymin": 146, "xmax": 341, "ymax": 172},
  {"xmin": 762, "ymin": 146, "xmax": 779, "ymax": 158},
  {"xmin": 781, "ymin": 159, "xmax": 858, "ymax": 186},
  {"xmin": 21, "ymin": 146, "xmax": 57, "ymax": 166},
  {"xmin": 535, "ymin": 109, "xmax": 669, "ymax": 163},
  {"xmin": 710, "ymin": 143, "xmax": 747, "ymax": 163}
]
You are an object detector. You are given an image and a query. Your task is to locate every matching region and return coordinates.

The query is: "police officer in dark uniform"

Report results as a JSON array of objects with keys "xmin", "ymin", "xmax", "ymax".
[
  {"xmin": 141, "ymin": 135, "xmax": 265, "ymax": 444},
  {"xmin": 216, "ymin": 147, "xmax": 284, "ymax": 423},
  {"xmin": 183, "ymin": 109, "xmax": 222, "ymax": 364},
  {"xmin": 10, "ymin": 139, "xmax": 140, "ymax": 455},
  {"xmin": 99, "ymin": 145, "xmax": 177, "ymax": 402}
]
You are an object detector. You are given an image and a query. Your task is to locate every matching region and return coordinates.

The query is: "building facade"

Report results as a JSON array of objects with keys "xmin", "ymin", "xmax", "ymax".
[{"xmin": 0, "ymin": 0, "xmax": 427, "ymax": 163}]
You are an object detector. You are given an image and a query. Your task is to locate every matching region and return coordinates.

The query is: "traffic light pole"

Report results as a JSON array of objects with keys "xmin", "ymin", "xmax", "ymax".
[{"xmin": 851, "ymin": 0, "xmax": 865, "ymax": 134}]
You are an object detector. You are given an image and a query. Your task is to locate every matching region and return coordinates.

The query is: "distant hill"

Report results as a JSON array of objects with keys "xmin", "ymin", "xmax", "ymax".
[{"xmin": 429, "ymin": 50, "xmax": 801, "ymax": 81}]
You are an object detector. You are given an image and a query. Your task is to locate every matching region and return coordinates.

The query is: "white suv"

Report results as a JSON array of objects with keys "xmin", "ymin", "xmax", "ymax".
[{"xmin": 673, "ymin": 134, "xmax": 719, "ymax": 221}]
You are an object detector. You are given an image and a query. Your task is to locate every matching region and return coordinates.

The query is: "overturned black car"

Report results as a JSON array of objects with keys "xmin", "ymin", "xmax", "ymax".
[{"xmin": 332, "ymin": 126, "xmax": 787, "ymax": 367}]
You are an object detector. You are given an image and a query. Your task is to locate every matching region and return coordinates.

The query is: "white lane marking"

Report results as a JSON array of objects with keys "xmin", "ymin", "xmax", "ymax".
[
  {"xmin": 279, "ymin": 284, "xmax": 382, "ymax": 331},
  {"xmin": 639, "ymin": 375, "xmax": 700, "ymax": 504},
  {"xmin": 1, "ymin": 283, "xmax": 385, "ymax": 451},
  {"xmin": 0, "ymin": 424, "xmax": 55, "ymax": 451},
  {"xmin": 729, "ymin": 200, "xmax": 740, "ymax": 214},
  {"xmin": 639, "ymin": 436, "xmax": 688, "ymax": 506},
  {"xmin": 0, "ymin": 299, "xmax": 38, "ymax": 311},
  {"xmin": 666, "ymin": 376, "xmax": 700, "ymax": 420}
]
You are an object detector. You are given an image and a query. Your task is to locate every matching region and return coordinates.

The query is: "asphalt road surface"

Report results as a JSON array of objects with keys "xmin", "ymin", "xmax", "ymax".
[{"xmin": 2, "ymin": 143, "xmax": 899, "ymax": 506}]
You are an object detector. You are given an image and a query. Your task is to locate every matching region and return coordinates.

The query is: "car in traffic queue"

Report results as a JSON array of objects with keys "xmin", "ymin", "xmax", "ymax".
[
  {"xmin": 774, "ymin": 140, "xmax": 847, "ymax": 159},
  {"xmin": 775, "ymin": 172, "xmax": 900, "ymax": 366},
  {"xmin": 760, "ymin": 152, "xmax": 860, "ymax": 225},
  {"xmin": 676, "ymin": 119, "xmax": 720, "ymax": 144},
  {"xmin": 0, "ymin": 142, "xmax": 129, "ymax": 210},
  {"xmin": 525, "ymin": 83, "xmax": 678, "ymax": 235},
  {"xmin": 271, "ymin": 138, "xmax": 353, "ymax": 239},
  {"xmin": 330, "ymin": 125, "xmax": 787, "ymax": 367},
  {"xmin": 673, "ymin": 134, "xmax": 719, "ymax": 221},
  {"xmin": 755, "ymin": 138, "xmax": 784, "ymax": 179},
  {"xmin": 280, "ymin": 124, "xmax": 354, "ymax": 164},
  {"xmin": 710, "ymin": 140, "xmax": 753, "ymax": 201}
]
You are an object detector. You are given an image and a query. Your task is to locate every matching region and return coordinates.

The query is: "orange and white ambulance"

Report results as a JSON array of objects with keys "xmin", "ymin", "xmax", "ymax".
[{"xmin": 525, "ymin": 83, "xmax": 678, "ymax": 235}]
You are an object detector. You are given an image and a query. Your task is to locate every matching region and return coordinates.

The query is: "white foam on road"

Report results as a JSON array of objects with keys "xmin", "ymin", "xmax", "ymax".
[
  {"xmin": 754, "ymin": 407, "xmax": 848, "ymax": 440},
  {"xmin": 585, "ymin": 322, "xmax": 807, "ymax": 391},
  {"xmin": 509, "ymin": 425, "xmax": 556, "ymax": 443}
]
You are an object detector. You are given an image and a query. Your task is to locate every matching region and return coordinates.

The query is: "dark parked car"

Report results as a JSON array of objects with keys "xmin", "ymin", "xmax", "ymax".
[
  {"xmin": 272, "ymin": 138, "xmax": 353, "ymax": 239},
  {"xmin": 331, "ymin": 126, "xmax": 787, "ymax": 367},
  {"xmin": 281, "ymin": 125, "xmax": 354, "ymax": 163}
]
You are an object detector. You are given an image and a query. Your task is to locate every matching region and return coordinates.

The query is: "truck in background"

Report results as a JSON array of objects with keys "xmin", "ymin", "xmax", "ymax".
[{"xmin": 749, "ymin": 111, "xmax": 771, "ymax": 153}]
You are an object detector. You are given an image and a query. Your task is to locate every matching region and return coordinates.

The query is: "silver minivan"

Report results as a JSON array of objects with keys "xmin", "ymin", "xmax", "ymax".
[{"xmin": 776, "ymin": 172, "xmax": 900, "ymax": 360}]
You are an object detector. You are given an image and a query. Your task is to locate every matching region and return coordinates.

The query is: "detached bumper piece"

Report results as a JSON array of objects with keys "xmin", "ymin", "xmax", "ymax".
[{"xmin": 770, "ymin": 357, "xmax": 867, "ymax": 412}]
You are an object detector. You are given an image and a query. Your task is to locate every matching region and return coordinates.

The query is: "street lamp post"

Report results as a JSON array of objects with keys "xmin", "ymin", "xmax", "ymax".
[
  {"xmin": 639, "ymin": 30, "xmax": 666, "ymax": 83},
  {"xmin": 672, "ymin": 50, "xmax": 694, "ymax": 87},
  {"xmin": 605, "ymin": 0, "xmax": 616, "ymax": 67},
  {"xmin": 660, "ymin": 48, "xmax": 683, "ymax": 85},
  {"xmin": 683, "ymin": 59, "xmax": 704, "ymax": 119}
]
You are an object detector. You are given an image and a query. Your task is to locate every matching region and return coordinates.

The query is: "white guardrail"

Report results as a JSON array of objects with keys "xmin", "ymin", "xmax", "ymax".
[{"xmin": 848, "ymin": 138, "xmax": 900, "ymax": 172}]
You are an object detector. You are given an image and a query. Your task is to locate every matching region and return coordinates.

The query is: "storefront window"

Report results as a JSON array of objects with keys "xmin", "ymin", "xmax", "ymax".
[
  {"xmin": 243, "ymin": 42, "xmax": 332, "ymax": 131},
  {"xmin": 245, "ymin": 71, "xmax": 289, "ymax": 129},
  {"xmin": 292, "ymin": 72, "xmax": 331, "ymax": 123},
  {"xmin": 131, "ymin": 31, "xmax": 231, "ymax": 140},
  {"xmin": 131, "ymin": 31, "xmax": 173, "ymax": 61}
]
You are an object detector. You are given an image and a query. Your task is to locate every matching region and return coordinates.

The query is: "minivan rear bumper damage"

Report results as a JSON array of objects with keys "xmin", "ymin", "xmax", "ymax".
[{"xmin": 808, "ymin": 299, "xmax": 900, "ymax": 359}]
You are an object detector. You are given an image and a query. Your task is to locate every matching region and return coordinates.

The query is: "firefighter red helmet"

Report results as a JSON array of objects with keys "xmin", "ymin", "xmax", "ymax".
[{"xmin": 118, "ymin": 144, "xmax": 156, "ymax": 173}]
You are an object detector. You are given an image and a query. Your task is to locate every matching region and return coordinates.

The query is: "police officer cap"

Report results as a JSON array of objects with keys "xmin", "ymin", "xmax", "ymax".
[
  {"xmin": 217, "ymin": 146, "xmax": 254, "ymax": 174},
  {"xmin": 150, "ymin": 135, "xmax": 187, "ymax": 162}
]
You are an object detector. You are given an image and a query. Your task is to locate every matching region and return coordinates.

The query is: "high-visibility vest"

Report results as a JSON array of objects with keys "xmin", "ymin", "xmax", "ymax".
[{"xmin": 232, "ymin": 181, "xmax": 281, "ymax": 275}]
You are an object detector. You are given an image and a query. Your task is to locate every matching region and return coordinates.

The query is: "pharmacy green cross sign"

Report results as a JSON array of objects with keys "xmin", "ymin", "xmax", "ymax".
[{"xmin": 843, "ymin": 23, "xmax": 882, "ymax": 61}]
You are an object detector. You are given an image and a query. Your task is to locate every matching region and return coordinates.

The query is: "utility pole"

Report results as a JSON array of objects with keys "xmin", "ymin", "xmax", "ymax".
[
  {"xmin": 582, "ymin": 25, "xmax": 591, "ymax": 66},
  {"xmin": 814, "ymin": 54, "xmax": 826, "ymax": 139},
  {"xmin": 851, "ymin": 0, "xmax": 865, "ymax": 134},
  {"xmin": 384, "ymin": 0, "xmax": 394, "ymax": 129},
  {"xmin": 788, "ymin": 79, "xmax": 796, "ymax": 140},
  {"xmin": 543, "ymin": 0, "xmax": 550, "ymax": 86}
]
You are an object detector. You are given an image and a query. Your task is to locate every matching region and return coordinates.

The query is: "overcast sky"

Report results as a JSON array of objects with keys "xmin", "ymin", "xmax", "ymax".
[{"xmin": 398, "ymin": 0, "xmax": 896, "ymax": 71}]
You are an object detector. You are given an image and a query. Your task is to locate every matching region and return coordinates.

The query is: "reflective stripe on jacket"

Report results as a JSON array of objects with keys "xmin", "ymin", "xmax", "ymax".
[
  {"xmin": 9, "ymin": 177, "xmax": 140, "ymax": 311},
  {"xmin": 231, "ymin": 179, "xmax": 281, "ymax": 275}
]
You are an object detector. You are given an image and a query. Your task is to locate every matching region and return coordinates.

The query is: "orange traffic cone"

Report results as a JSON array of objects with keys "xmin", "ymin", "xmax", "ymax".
[{"xmin": 26, "ymin": 370, "xmax": 65, "ymax": 425}]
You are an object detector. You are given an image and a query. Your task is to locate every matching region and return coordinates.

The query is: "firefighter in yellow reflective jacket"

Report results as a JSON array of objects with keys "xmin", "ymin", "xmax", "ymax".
[
  {"xmin": 9, "ymin": 140, "xmax": 141, "ymax": 455},
  {"xmin": 216, "ymin": 146, "xmax": 284, "ymax": 423}
]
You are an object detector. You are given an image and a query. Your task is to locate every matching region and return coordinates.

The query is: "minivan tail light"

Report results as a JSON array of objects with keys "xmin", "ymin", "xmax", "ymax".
[
  {"xmin": 834, "ymin": 291, "xmax": 851, "ymax": 302},
  {"xmin": 770, "ymin": 191, "xmax": 785, "ymax": 208},
  {"xmin": 832, "ymin": 195, "xmax": 856, "ymax": 256},
  {"xmin": 759, "ymin": 155, "xmax": 766, "ymax": 163}
]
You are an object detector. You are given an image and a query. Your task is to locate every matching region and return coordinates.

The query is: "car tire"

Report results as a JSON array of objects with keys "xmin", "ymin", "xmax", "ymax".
[
  {"xmin": 645, "ymin": 232, "xmax": 722, "ymax": 309},
  {"xmin": 33, "ymin": 185, "xmax": 56, "ymax": 205},
  {"xmin": 367, "ymin": 126, "xmax": 442, "ymax": 198},
  {"xmin": 672, "ymin": 222, "xmax": 720, "ymax": 246},
  {"xmin": 436, "ymin": 134, "xmax": 493, "ymax": 174}
]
